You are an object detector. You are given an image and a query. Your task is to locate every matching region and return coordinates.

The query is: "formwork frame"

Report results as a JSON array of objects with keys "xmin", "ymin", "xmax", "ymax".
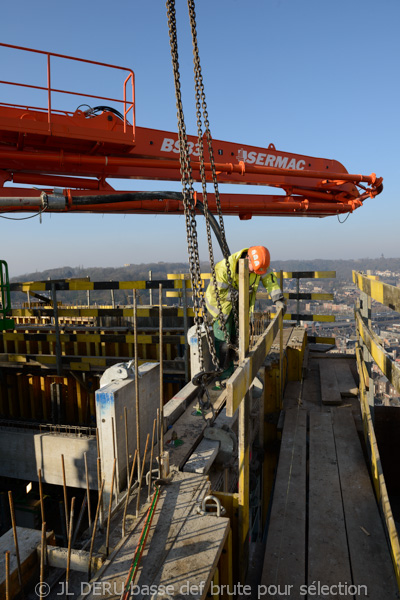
[{"xmin": 353, "ymin": 270, "xmax": 400, "ymax": 590}]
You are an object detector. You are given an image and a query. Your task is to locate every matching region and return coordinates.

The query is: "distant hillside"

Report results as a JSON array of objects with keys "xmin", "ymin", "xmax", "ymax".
[{"xmin": 12, "ymin": 262, "xmax": 199, "ymax": 284}]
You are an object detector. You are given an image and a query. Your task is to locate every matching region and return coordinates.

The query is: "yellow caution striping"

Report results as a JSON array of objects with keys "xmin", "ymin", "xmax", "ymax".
[
  {"xmin": 355, "ymin": 309, "xmax": 400, "ymax": 394},
  {"xmin": 353, "ymin": 270, "xmax": 400, "ymax": 312}
]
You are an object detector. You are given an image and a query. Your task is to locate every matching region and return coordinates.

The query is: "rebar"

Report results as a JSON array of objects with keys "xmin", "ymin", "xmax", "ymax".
[
  {"xmin": 156, "ymin": 408, "xmax": 161, "ymax": 477},
  {"xmin": 136, "ymin": 433, "xmax": 150, "ymax": 518},
  {"xmin": 106, "ymin": 458, "xmax": 116, "ymax": 557},
  {"xmin": 61, "ymin": 454, "xmax": 69, "ymax": 537},
  {"xmin": 66, "ymin": 497, "xmax": 75, "ymax": 588},
  {"xmin": 40, "ymin": 522, "xmax": 46, "ymax": 600},
  {"xmin": 88, "ymin": 479, "xmax": 104, "ymax": 581},
  {"xmin": 122, "ymin": 449, "xmax": 138, "ymax": 537},
  {"xmin": 5, "ymin": 550, "xmax": 10, "ymax": 600},
  {"xmin": 148, "ymin": 419, "xmax": 156, "ymax": 501},
  {"xmin": 124, "ymin": 405, "xmax": 129, "ymax": 484},
  {"xmin": 96, "ymin": 457, "xmax": 103, "ymax": 526},
  {"xmin": 8, "ymin": 491, "xmax": 24, "ymax": 598},
  {"xmin": 38, "ymin": 468, "xmax": 45, "ymax": 525}
]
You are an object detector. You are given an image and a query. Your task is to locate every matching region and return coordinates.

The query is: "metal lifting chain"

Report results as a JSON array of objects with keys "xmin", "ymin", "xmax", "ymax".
[
  {"xmin": 166, "ymin": 0, "xmax": 220, "ymax": 373},
  {"xmin": 187, "ymin": 0, "xmax": 239, "ymax": 350}
]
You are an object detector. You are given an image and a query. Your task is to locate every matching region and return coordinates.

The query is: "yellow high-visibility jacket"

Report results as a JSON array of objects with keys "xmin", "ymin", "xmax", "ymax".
[{"xmin": 205, "ymin": 248, "xmax": 283, "ymax": 321}]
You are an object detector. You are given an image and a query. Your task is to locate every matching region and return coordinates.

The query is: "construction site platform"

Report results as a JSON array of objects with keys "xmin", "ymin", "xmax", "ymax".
[{"xmin": 261, "ymin": 350, "xmax": 398, "ymax": 599}]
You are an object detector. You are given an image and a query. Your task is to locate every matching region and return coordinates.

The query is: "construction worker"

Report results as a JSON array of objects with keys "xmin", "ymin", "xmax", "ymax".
[{"xmin": 205, "ymin": 246, "xmax": 285, "ymax": 385}]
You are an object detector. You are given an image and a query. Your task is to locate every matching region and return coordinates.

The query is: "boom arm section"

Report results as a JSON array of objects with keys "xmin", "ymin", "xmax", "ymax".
[
  {"xmin": 0, "ymin": 43, "xmax": 382, "ymax": 218},
  {"xmin": 0, "ymin": 121, "xmax": 382, "ymax": 218}
]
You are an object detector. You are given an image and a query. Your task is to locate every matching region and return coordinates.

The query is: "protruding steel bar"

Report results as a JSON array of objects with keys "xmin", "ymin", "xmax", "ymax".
[
  {"xmin": 106, "ymin": 458, "xmax": 116, "ymax": 557},
  {"xmin": 5, "ymin": 550, "xmax": 10, "ymax": 600},
  {"xmin": 156, "ymin": 408, "xmax": 160, "ymax": 475},
  {"xmin": 38, "ymin": 468, "xmax": 45, "ymax": 525},
  {"xmin": 8, "ymin": 491, "xmax": 24, "ymax": 598},
  {"xmin": 40, "ymin": 522, "xmax": 46, "ymax": 600},
  {"xmin": 122, "ymin": 449, "xmax": 138, "ymax": 537},
  {"xmin": 61, "ymin": 454, "xmax": 69, "ymax": 538},
  {"xmin": 84, "ymin": 452, "xmax": 92, "ymax": 527},
  {"xmin": 136, "ymin": 433, "xmax": 150, "ymax": 518},
  {"xmin": 159, "ymin": 285, "xmax": 164, "ymax": 458},
  {"xmin": 96, "ymin": 457, "xmax": 103, "ymax": 526},
  {"xmin": 66, "ymin": 497, "xmax": 75, "ymax": 588},
  {"xmin": 134, "ymin": 290, "xmax": 141, "ymax": 480},
  {"xmin": 88, "ymin": 479, "xmax": 104, "ymax": 581},
  {"xmin": 124, "ymin": 406, "xmax": 129, "ymax": 484},
  {"xmin": 147, "ymin": 419, "xmax": 156, "ymax": 501}
]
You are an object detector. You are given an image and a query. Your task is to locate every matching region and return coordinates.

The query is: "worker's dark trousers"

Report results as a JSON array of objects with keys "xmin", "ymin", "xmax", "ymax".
[{"xmin": 213, "ymin": 312, "xmax": 237, "ymax": 380}]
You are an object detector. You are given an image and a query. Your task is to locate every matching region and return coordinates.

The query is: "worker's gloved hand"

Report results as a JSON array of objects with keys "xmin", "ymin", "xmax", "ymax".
[{"xmin": 275, "ymin": 300, "xmax": 286, "ymax": 315}]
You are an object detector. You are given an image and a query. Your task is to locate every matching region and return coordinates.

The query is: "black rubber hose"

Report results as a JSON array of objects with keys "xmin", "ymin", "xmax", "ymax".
[
  {"xmin": 72, "ymin": 191, "xmax": 183, "ymax": 205},
  {"xmin": 71, "ymin": 192, "xmax": 229, "ymax": 255}
]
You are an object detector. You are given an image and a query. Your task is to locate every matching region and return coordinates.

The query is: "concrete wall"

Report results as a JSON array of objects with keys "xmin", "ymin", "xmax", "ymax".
[
  {"xmin": 0, "ymin": 427, "xmax": 97, "ymax": 488},
  {"xmin": 95, "ymin": 362, "xmax": 160, "ymax": 503},
  {"xmin": 0, "ymin": 362, "xmax": 160, "ymax": 500}
]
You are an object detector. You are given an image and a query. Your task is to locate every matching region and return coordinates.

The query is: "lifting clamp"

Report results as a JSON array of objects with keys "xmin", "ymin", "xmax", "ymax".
[{"xmin": 191, "ymin": 370, "xmax": 223, "ymax": 420}]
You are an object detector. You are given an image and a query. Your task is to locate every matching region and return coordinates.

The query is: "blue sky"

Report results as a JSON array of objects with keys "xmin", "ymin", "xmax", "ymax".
[{"xmin": 1, "ymin": 0, "xmax": 399, "ymax": 277}]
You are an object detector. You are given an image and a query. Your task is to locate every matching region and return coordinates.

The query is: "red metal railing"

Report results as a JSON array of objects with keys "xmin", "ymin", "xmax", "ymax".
[{"xmin": 0, "ymin": 42, "xmax": 135, "ymax": 139}]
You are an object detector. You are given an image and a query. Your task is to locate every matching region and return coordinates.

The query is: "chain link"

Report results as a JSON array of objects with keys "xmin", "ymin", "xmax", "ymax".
[
  {"xmin": 166, "ymin": 0, "xmax": 219, "ymax": 372},
  {"xmin": 187, "ymin": 0, "xmax": 239, "ymax": 347},
  {"xmin": 166, "ymin": 0, "xmax": 242, "ymax": 379}
]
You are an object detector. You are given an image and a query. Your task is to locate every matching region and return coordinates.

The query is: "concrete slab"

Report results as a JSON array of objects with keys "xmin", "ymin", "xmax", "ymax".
[
  {"xmin": 0, "ymin": 526, "xmax": 54, "ymax": 599},
  {"xmin": 183, "ymin": 438, "xmax": 220, "ymax": 474}
]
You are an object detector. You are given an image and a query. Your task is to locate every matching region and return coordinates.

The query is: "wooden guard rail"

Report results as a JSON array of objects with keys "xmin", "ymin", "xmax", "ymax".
[
  {"xmin": 168, "ymin": 270, "xmax": 336, "ymax": 325},
  {"xmin": 353, "ymin": 270, "xmax": 400, "ymax": 588}
]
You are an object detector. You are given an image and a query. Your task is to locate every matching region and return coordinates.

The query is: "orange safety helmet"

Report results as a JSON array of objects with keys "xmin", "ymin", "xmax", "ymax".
[{"xmin": 248, "ymin": 246, "xmax": 270, "ymax": 275}]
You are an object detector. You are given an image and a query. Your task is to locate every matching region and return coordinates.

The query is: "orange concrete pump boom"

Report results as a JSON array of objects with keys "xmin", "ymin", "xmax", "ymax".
[{"xmin": 0, "ymin": 43, "xmax": 383, "ymax": 219}]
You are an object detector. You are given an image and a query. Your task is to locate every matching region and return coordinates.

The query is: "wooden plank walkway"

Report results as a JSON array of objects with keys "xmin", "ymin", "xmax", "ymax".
[{"xmin": 261, "ymin": 355, "xmax": 398, "ymax": 599}]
